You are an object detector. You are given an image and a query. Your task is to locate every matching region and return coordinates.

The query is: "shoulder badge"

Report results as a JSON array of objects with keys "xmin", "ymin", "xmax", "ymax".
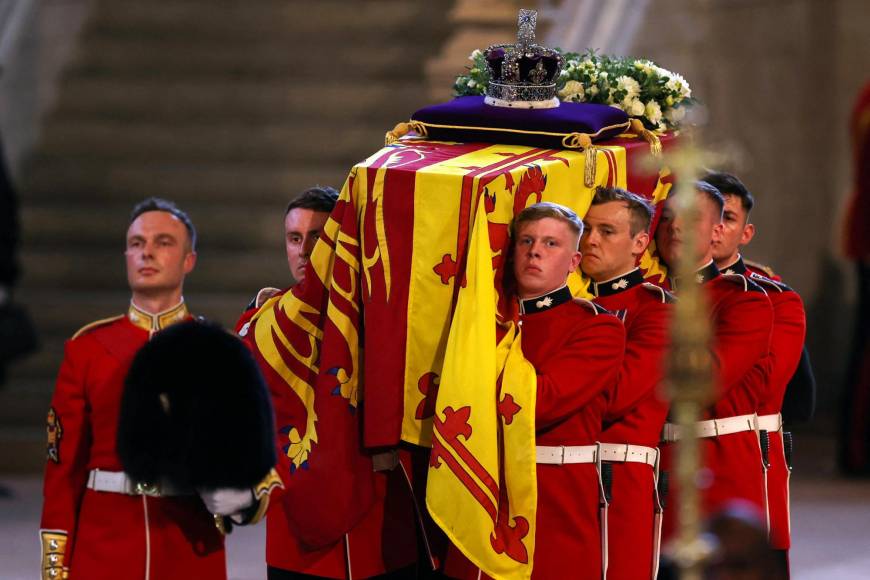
[
  {"xmin": 718, "ymin": 273, "xmax": 766, "ymax": 294},
  {"xmin": 641, "ymin": 282, "xmax": 676, "ymax": 304},
  {"xmin": 46, "ymin": 407, "xmax": 63, "ymax": 463},
  {"xmin": 572, "ymin": 297, "xmax": 613, "ymax": 316},
  {"xmin": 71, "ymin": 314, "xmax": 125, "ymax": 340},
  {"xmin": 749, "ymin": 271, "xmax": 790, "ymax": 293}
]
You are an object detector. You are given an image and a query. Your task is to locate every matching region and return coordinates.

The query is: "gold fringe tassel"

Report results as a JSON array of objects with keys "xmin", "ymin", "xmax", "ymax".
[
  {"xmin": 384, "ymin": 121, "xmax": 428, "ymax": 145},
  {"xmin": 629, "ymin": 118, "xmax": 663, "ymax": 157},
  {"xmin": 562, "ymin": 133, "xmax": 597, "ymax": 187}
]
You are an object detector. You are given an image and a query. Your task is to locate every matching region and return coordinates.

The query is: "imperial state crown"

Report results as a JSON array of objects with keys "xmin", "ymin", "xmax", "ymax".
[{"xmin": 484, "ymin": 8, "xmax": 564, "ymax": 108}]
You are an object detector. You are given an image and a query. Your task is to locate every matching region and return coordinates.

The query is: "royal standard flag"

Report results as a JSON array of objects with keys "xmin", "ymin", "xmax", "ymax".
[{"xmin": 426, "ymin": 194, "xmax": 538, "ymax": 580}]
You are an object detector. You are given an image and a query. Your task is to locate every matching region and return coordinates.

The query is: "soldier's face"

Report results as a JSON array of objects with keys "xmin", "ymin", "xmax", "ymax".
[
  {"xmin": 580, "ymin": 201, "xmax": 649, "ymax": 282},
  {"xmin": 285, "ymin": 208, "xmax": 329, "ymax": 284},
  {"xmin": 125, "ymin": 211, "xmax": 196, "ymax": 297},
  {"xmin": 655, "ymin": 192, "xmax": 723, "ymax": 268},
  {"xmin": 712, "ymin": 194, "xmax": 755, "ymax": 264},
  {"xmin": 513, "ymin": 217, "xmax": 582, "ymax": 298}
]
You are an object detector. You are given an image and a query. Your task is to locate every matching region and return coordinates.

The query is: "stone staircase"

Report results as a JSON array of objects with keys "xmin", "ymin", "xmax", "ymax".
[{"xmin": 2, "ymin": 0, "xmax": 455, "ymax": 470}]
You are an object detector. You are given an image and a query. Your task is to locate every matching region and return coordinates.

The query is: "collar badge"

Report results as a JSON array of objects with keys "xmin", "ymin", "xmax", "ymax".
[
  {"xmin": 611, "ymin": 278, "xmax": 629, "ymax": 290},
  {"xmin": 535, "ymin": 296, "xmax": 553, "ymax": 309}
]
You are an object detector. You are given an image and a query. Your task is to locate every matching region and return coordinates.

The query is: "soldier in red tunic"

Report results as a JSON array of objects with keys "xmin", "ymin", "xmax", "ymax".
[
  {"xmin": 444, "ymin": 202, "xmax": 626, "ymax": 580},
  {"xmin": 580, "ymin": 187, "xmax": 672, "ymax": 580},
  {"xmin": 705, "ymin": 172, "xmax": 807, "ymax": 567},
  {"xmin": 655, "ymin": 183, "xmax": 774, "ymax": 538},
  {"xmin": 40, "ymin": 198, "xmax": 226, "ymax": 580},
  {"xmin": 235, "ymin": 186, "xmax": 338, "ymax": 335},
  {"xmin": 236, "ymin": 187, "xmax": 421, "ymax": 580}
]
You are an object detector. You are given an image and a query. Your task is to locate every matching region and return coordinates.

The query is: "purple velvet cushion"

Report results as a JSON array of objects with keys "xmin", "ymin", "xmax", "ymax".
[{"xmin": 411, "ymin": 96, "xmax": 630, "ymax": 149}]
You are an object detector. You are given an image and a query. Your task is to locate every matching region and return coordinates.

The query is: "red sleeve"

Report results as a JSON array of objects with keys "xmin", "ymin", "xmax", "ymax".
[
  {"xmin": 536, "ymin": 315, "xmax": 625, "ymax": 428},
  {"xmin": 767, "ymin": 291, "xmax": 807, "ymax": 405},
  {"xmin": 711, "ymin": 290, "xmax": 774, "ymax": 398},
  {"xmin": 40, "ymin": 339, "xmax": 94, "ymax": 561},
  {"xmin": 234, "ymin": 306, "xmax": 257, "ymax": 335},
  {"xmin": 605, "ymin": 301, "xmax": 670, "ymax": 422}
]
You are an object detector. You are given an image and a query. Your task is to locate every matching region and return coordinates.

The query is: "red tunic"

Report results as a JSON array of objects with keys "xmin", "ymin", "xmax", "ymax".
[
  {"xmin": 40, "ymin": 305, "xmax": 226, "ymax": 580},
  {"xmin": 728, "ymin": 258, "xmax": 806, "ymax": 549},
  {"xmin": 593, "ymin": 269, "xmax": 672, "ymax": 580},
  {"xmin": 661, "ymin": 263, "xmax": 774, "ymax": 540},
  {"xmin": 236, "ymin": 292, "xmax": 419, "ymax": 579},
  {"xmin": 444, "ymin": 286, "xmax": 625, "ymax": 580}
]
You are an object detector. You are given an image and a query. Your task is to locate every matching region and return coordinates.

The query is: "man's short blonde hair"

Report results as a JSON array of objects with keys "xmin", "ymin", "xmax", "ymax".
[{"xmin": 511, "ymin": 202, "xmax": 584, "ymax": 239}]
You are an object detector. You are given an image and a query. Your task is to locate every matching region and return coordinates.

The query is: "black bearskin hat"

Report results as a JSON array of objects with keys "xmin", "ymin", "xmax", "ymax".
[{"xmin": 117, "ymin": 320, "xmax": 275, "ymax": 489}]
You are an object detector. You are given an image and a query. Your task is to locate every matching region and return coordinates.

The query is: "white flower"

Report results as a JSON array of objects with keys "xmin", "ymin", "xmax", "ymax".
[
  {"xmin": 629, "ymin": 99, "xmax": 645, "ymax": 116},
  {"xmin": 616, "ymin": 76, "xmax": 641, "ymax": 100},
  {"xmin": 567, "ymin": 59, "xmax": 580, "ymax": 68},
  {"xmin": 587, "ymin": 85, "xmax": 599, "ymax": 96},
  {"xmin": 666, "ymin": 73, "xmax": 691, "ymax": 98},
  {"xmin": 557, "ymin": 80, "xmax": 585, "ymax": 102},
  {"xmin": 665, "ymin": 106, "xmax": 686, "ymax": 123},
  {"xmin": 467, "ymin": 79, "xmax": 476, "ymax": 88},
  {"xmin": 645, "ymin": 101, "xmax": 663, "ymax": 125},
  {"xmin": 470, "ymin": 49, "xmax": 482, "ymax": 60},
  {"xmin": 559, "ymin": 69, "xmax": 569, "ymax": 78}
]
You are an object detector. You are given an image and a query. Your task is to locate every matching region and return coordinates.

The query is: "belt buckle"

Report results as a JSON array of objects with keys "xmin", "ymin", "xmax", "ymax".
[
  {"xmin": 559, "ymin": 445, "xmax": 566, "ymax": 465},
  {"xmin": 135, "ymin": 481, "xmax": 162, "ymax": 497}
]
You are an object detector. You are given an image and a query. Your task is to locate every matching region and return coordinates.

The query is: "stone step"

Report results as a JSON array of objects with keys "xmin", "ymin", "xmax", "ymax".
[
  {"xmin": 70, "ymin": 37, "xmax": 432, "ymax": 81},
  {"xmin": 86, "ymin": 0, "xmax": 453, "ymax": 41},
  {"xmin": 19, "ymin": 246, "xmax": 288, "ymax": 294},
  {"xmin": 51, "ymin": 78, "xmax": 426, "ymax": 124},
  {"xmin": 36, "ymin": 119, "xmax": 391, "ymax": 164},
  {"xmin": 22, "ymin": 159, "xmax": 355, "ymax": 205},
  {"xmin": 19, "ymin": 200, "xmax": 286, "ymax": 249}
]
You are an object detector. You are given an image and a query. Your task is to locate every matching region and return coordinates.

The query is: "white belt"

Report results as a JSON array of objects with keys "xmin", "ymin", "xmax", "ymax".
[
  {"xmin": 757, "ymin": 413, "xmax": 782, "ymax": 432},
  {"xmin": 86, "ymin": 469, "xmax": 192, "ymax": 497},
  {"xmin": 662, "ymin": 413, "xmax": 758, "ymax": 443},
  {"xmin": 536, "ymin": 445, "xmax": 598, "ymax": 465},
  {"xmin": 598, "ymin": 443, "xmax": 658, "ymax": 467}
]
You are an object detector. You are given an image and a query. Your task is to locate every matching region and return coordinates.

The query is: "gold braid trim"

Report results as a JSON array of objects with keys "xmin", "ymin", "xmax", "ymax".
[
  {"xmin": 410, "ymin": 119, "xmax": 630, "ymax": 141},
  {"xmin": 629, "ymin": 118, "xmax": 663, "ymax": 157},
  {"xmin": 40, "ymin": 530, "xmax": 69, "ymax": 579}
]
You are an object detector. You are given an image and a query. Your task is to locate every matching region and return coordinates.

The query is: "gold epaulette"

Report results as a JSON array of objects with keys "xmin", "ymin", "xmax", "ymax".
[
  {"xmin": 71, "ymin": 315, "xmax": 125, "ymax": 340},
  {"xmin": 744, "ymin": 258, "xmax": 777, "ymax": 278}
]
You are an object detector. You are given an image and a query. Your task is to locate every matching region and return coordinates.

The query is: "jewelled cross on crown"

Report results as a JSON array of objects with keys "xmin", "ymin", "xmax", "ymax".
[{"xmin": 516, "ymin": 9, "xmax": 537, "ymax": 52}]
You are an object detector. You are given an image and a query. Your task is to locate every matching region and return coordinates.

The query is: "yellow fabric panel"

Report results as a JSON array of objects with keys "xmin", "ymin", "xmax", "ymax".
[{"xmin": 426, "ymin": 196, "xmax": 537, "ymax": 579}]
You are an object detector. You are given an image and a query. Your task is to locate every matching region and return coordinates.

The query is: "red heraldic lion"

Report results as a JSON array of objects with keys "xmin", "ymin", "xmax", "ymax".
[{"xmin": 238, "ymin": 187, "xmax": 419, "ymax": 578}]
